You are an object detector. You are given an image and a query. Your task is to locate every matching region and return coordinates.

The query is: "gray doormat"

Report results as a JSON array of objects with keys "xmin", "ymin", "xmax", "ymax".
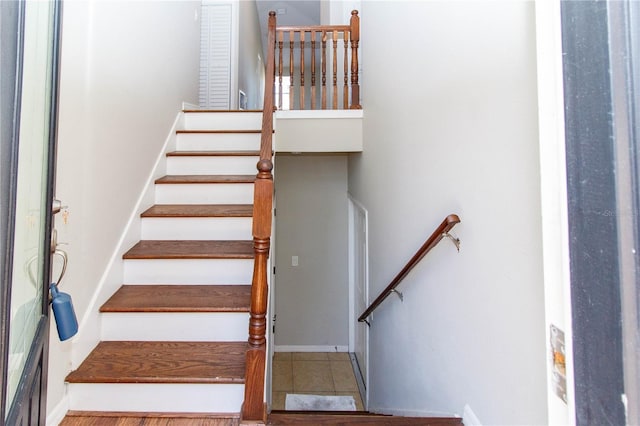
[{"xmin": 285, "ymin": 394, "xmax": 356, "ymax": 411}]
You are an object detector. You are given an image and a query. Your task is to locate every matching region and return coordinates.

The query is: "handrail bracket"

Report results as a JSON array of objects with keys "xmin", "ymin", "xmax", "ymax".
[
  {"xmin": 443, "ymin": 231, "xmax": 461, "ymax": 252},
  {"xmin": 391, "ymin": 288, "xmax": 404, "ymax": 302}
]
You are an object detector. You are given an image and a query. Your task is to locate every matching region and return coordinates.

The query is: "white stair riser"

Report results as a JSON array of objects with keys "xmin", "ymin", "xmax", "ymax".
[
  {"xmin": 123, "ymin": 259, "xmax": 253, "ymax": 284},
  {"xmin": 166, "ymin": 156, "xmax": 259, "ymax": 175},
  {"xmin": 68, "ymin": 383, "xmax": 244, "ymax": 413},
  {"xmin": 155, "ymin": 183, "xmax": 254, "ymax": 204},
  {"xmin": 183, "ymin": 112, "xmax": 261, "ymax": 130},
  {"xmin": 101, "ymin": 312, "xmax": 249, "ymax": 341},
  {"xmin": 141, "ymin": 217, "xmax": 252, "ymax": 240},
  {"xmin": 176, "ymin": 133, "xmax": 261, "ymax": 151}
]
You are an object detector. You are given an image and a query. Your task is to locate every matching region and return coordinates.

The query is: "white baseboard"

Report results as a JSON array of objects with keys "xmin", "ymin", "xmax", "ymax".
[
  {"xmin": 182, "ymin": 101, "xmax": 200, "ymax": 110},
  {"xmin": 463, "ymin": 404, "xmax": 483, "ymax": 426},
  {"xmin": 46, "ymin": 395, "xmax": 69, "ymax": 426},
  {"xmin": 274, "ymin": 345, "xmax": 349, "ymax": 353}
]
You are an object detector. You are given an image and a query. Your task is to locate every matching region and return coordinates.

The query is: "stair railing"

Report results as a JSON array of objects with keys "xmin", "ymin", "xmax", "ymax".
[
  {"xmin": 274, "ymin": 10, "xmax": 360, "ymax": 110},
  {"xmin": 242, "ymin": 11, "xmax": 276, "ymax": 423},
  {"xmin": 358, "ymin": 214, "xmax": 462, "ymax": 324}
]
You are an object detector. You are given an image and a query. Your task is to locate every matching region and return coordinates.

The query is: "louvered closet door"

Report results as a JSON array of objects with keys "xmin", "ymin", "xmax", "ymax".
[{"xmin": 199, "ymin": 3, "xmax": 232, "ymax": 109}]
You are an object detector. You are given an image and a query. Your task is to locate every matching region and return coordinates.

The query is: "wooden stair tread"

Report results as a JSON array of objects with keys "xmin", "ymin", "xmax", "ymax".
[
  {"xmin": 167, "ymin": 150, "xmax": 260, "ymax": 157},
  {"xmin": 155, "ymin": 175, "xmax": 255, "ymax": 184},
  {"xmin": 60, "ymin": 411, "xmax": 240, "ymax": 426},
  {"xmin": 182, "ymin": 109, "xmax": 263, "ymax": 113},
  {"xmin": 100, "ymin": 285, "xmax": 251, "ymax": 312},
  {"xmin": 66, "ymin": 341, "xmax": 246, "ymax": 384},
  {"xmin": 141, "ymin": 204, "xmax": 253, "ymax": 218},
  {"xmin": 176, "ymin": 129, "xmax": 262, "ymax": 134},
  {"xmin": 123, "ymin": 240, "xmax": 254, "ymax": 259},
  {"xmin": 268, "ymin": 412, "xmax": 462, "ymax": 425}
]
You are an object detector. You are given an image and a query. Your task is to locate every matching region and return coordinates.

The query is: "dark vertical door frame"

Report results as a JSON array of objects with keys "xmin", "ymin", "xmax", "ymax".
[
  {"xmin": 1, "ymin": 0, "xmax": 63, "ymax": 424},
  {"xmin": 561, "ymin": 1, "xmax": 628, "ymax": 425},
  {"xmin": 0, "ymin": 0, "xmax": 27, "ymax": 421}
]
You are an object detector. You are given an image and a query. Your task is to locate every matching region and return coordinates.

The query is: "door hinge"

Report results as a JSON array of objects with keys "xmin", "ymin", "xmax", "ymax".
[{"xmin": 273, "ymin": 266, "xmax": 276, "ymax": 275}]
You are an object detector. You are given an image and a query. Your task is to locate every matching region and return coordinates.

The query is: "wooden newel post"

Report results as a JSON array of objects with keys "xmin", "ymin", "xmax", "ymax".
[
  {"xmin": 242, "ymin": 11, "xmax": 275, "ymax": 423},
  {"xmin": 242, "ymin": 160, "xmax": 273, "ymax": 422},
  {"xmin": 349, "ymin": 10, "xmax": 361, "ymax": 109}
]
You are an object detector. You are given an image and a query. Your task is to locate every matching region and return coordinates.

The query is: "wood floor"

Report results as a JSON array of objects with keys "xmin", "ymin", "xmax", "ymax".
[
  {"xmin": 59, "ymin": 411, "xmax": 240, "ymax": 426},
  {"xmin": 60, "ymin": 411, "xmax": 463, "ymax": 425}
]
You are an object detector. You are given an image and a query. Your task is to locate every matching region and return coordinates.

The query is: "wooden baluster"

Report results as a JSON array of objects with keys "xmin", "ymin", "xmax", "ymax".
[
  {"xmin": 332, "ymin": 30, "xmax": 338, "ymax": 109},
  {"xmin": 299, "ymin": 31, "xmax": 305, "ymax": 109},
  {"xmin": 343, "ymin": 30, "xmax": 349, "ymax": 109},
  {"xmin": 350, "ymin": 10, "xmax": 361, "ymax": 109},
  {"xmin": 321, "ymin": 31, "xmax": 327, "ymax": 109},
  {"xmin": 311, "ymin": 30, "xmax": 316, "ymax": 110},
  {"xmin": 278, "ymin": 31, "xmax": 284, "ymax": 110},
  {"xmin": 273, "ymin": 40, "xmax": 277, "ymax": 110},
  {"xmin": 289, "ymin": 30, "xmax": 294, "ymax": 110}
]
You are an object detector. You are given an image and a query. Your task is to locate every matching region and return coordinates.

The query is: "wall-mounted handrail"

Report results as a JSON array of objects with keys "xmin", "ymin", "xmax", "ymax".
[
  {"xmin": 241, "ymin": 11, "xmax": 276, "ymax": 423},
  {"xmin": 358, "ymin": 214, "xmax": 461, "ymax": 323},
  {"xmin": 274, "ymin": 10, "xmax": 360, "ymax": 110}
]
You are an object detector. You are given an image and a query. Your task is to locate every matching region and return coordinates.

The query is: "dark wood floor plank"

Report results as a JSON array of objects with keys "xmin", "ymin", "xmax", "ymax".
[
  {"xmin": 60, "ymin": 411, "xmax": 240, "ymax": 426},
  {"xmin": 268, "ymin": 412, "xmax": 463, "ymax": 425},
  {"xmin": 182, "ymin": 109, "xmax": 262, "ymax": 113},
  {"xmin": 176, "ymin": 130, "xmax": 262, "ymax": 134},
  {"xmin": 155, "ymin": 175, "xmax": 255, "ymax": 184},
  {"xmin": 100, "ymin": 285, "xmax": 251, "ymax": 313},
  {"xmin": 65, "ymin": 341, "xmax": 246, "ymax": 384},
  {"xmin": 60, "ymin": 411, "xmax": 460, "ymax": 426},
  {"xmin": 166, "ymin": 151, "xmax": 260, "ymax": 157},
  {"xmin": 123, "ymin": 240, "xmax": 254, "ymax": 260},
  {"xmin": 141, "ymin": 204, "xmax": 253, "ymax": 218}
]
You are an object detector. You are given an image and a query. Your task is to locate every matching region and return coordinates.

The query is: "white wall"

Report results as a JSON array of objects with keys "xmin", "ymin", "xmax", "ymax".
[
  {"xmin": 47, "ymin": 0, "xmax": 200, "ymax": 418},
  {"xmin": 238, "ymin": 0, "xmax": 264, "ymax": 110},
  {"xmin": 348, "ymin": 1, "xmax": 547, "ymax": 424},
  {"xmin": 274, "ymin": 155, "xmax": 349, "ymax": 351},
  {"xmin": 274, "ymin": 110, "xmax": 362, "ymax": 152}
]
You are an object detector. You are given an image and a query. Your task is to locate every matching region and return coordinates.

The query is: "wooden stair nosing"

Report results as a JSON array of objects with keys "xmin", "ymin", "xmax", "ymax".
[
  {"xmin": 175, "ymin": 130, "xmax": 274, "ymax": 134},
  {"xmin": 166, "ymin": 150, "xmax": 260, "ymax": 157},
  {"xmin": 268, "ymin": 412, "xmax": 463, "ymax": 425},
  {"xmin": 60, "ymin": 411, "xmax": 241, "ymax": 426},
  {"xmin": 65, "ymin": 341, "xmax": 247, "ymax": 384},
  {"xmin": 123, "ymin": 240, "xmax": 254, "ymax": 260},
  {"xmin": 141, "ymin": 204, "xmax": 253, "ymax": 218},
  {"xmin": 154, "ymin": 175, "xmax": 256, "ymax": 185},
  {"xmin": 100, "ymin": 285, "xmax": 251, "ymax": 313},
  {"xmin": 182, "ymin": 109, "xmax": 263, "ymax": 113}
]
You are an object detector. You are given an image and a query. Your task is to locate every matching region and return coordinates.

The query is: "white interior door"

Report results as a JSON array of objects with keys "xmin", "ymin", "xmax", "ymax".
[
  {"xmin": 199, "ymin": 1, "xmax": 235, "ymax": 109},
  {"xmin": 349, "ymin": 197, "xmax": 368, "ymax": 393}
]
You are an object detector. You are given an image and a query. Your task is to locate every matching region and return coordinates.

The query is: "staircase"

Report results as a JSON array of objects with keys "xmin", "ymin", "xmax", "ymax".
[
  {"xmin": 64, "ymin": 110, "xmax": 263, "ymax": 415},
  {"xmin": 61, "ymin": 109, "xmax": 465, "ymax": 426}
]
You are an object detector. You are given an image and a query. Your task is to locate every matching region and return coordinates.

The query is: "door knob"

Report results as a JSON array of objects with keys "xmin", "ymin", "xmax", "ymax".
[{"xmin": 52, "ymin": 199, "xmax": 67, "ymax": 215}]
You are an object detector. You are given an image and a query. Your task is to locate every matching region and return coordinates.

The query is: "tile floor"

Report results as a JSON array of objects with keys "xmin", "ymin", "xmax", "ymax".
[{"xmin": 271, "ymin": 352, "xmax": 364, "ymax": 411}]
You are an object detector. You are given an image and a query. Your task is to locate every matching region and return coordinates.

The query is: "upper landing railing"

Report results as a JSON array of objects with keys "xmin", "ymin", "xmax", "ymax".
[{"xmin": 274, "ymin": 11, "xmax": 361, "ymax": 110}]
